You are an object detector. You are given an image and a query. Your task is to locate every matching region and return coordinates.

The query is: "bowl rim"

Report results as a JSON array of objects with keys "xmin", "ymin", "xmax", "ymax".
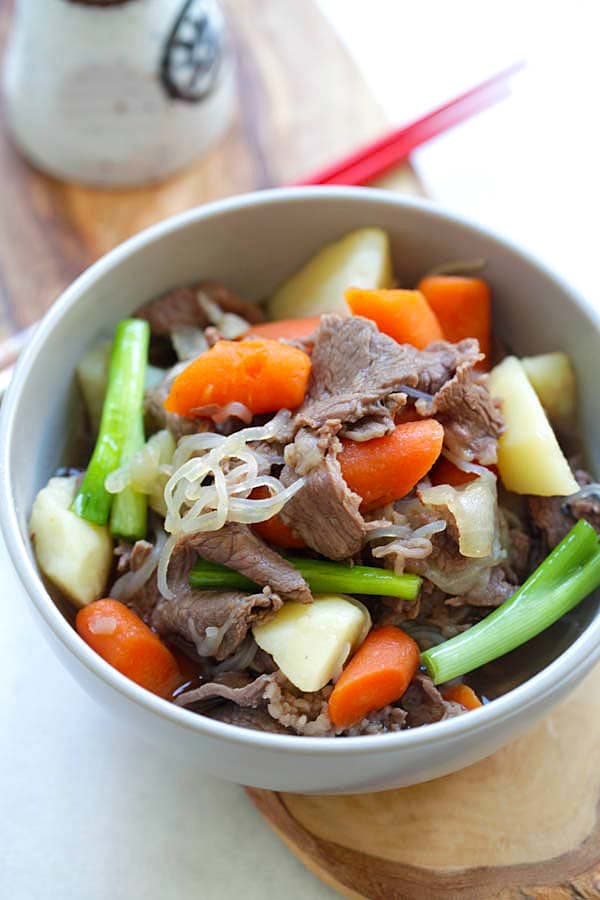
[{"xmin": 3, "ymin": 184, "xmax": 600, "ymax": 755}]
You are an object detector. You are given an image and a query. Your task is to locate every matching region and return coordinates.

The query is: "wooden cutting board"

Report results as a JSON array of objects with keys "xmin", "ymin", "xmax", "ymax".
[
  {"xmin": 248, "ymin": 664, "xmax": 600, "ymax": 899},
  {"xmin": 1, "ymin": 2, "xmax": 598, "ymax": 897}
]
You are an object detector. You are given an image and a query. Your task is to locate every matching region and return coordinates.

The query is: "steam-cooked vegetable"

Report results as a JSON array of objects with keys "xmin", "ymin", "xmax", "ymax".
[
  {"xmin": 339, "ymin": 419, "xmax": 445, "ymax": 511},
  {"xmin": 250, "ymin": 486, "xmax": 307, "ymax": 548},
  {"xmin": 489, "ymin": 356, "xmax": 578, "ymax": 496},
  {"xmin": 267, "ymin": 227, "xmax": 393, "ymax": 319},
  {"xmin": 328, "ymin": 625, "xmax": 420, "ymax": 728},
  {"xmin": 30, "ymin": 476, "xmax": 113, "ymax": 608},
  {"xmin": 417, "ymin": 275, "xmax": 491, "ymax": 367},
  {"xmin": 189, "ymin": 556, "xmax": 422, "ymax": 600},
  {"xmin": 105, "ymin": 429, "xmax": 176, "ymax": 518},
  {"xmin": 158, "ymin": 422, "xmax": 307, "ymax": 599},
  {"xmin": 76, "ymin": 338, "xmax": 163, "ymax": 432},
  {"xmin": 252, "ymin": 594, "xmax": 371, "ymax": 692},
  {"xmin": 421, "ymin": 520, "xmax": 600, "ymax": 684},
  {"xmin": 164, "ymin": 339, "xmax": 311, "ymax": 418},
  {"xmin": 246, "ymin": 316, "xmax": 322, "ymax": 342},
  {"xmin": 441, "ymin": 683, "xmax": 482, "ymax": 709},
  {"xmin": 73, "ymin": 319, "xmax": 151, "ymax": 525},
  {"xmin": 76, "ymin": 599, "xmax": 181, "ymax": 698},
  {"xmin": 419, "ymin": 469, "xmax": 498, "ymax": 558},
  {"xmin": 76, "ymin": 339, "xmax": 112, "ymax": 432},
  {"xmin": 109, "ymin": 414, "xmax": 148, "ymax": 542},
  {"xmin": 522, "ymin": 351, "xmax": 577, "ymax": 426},
  {"xmin": 345, "ymin": 288, "xmax": 444, "ymax": 349}
]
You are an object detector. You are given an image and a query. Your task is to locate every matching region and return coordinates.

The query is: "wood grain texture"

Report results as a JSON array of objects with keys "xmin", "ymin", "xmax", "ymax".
[
  {"xmin": 0, "ymin": 0, "xmax": 419, "ymax": 341},
  {"xmin": 248, "ymin": 666, "xmax": 600, "ymax": 899}
]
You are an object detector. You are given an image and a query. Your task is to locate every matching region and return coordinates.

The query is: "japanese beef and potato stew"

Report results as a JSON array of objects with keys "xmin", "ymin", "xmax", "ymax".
[{"xmin": 30, "ymin": 228, "xmax": 600, "ymax": 737}]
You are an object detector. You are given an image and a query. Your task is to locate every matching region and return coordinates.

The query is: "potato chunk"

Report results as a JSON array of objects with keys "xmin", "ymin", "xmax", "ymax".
[
  {"xmin": 521, "ymin": 351, "xmax": 577, "ymax": 426},
  {"xmin": 267, "ymin": 227, "xmax": 393, "ymax": 319},
  {"xmin": 489, "ymin": 356, "xmax": 578, "ymax": 496},
  {"xmin": 29, "ymin": 476, "xmax": 113, "ymax": 607},
  {"xmin": 252, "ymin": 594, "xmax": 370, "ymax": 692}
]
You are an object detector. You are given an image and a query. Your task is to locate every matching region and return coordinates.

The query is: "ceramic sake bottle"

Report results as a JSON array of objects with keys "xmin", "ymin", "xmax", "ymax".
[{"xmin": 3, "ymin": 0, "xmax": 236, "ymax": 186}]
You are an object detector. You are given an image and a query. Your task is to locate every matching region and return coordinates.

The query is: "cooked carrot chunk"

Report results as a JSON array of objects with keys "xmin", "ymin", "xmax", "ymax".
[
  {"xmin": 329, "ymin": 626, "xmax": 420, "ymax": 728},
  {"xmin": 346, "ymin": 287, "xmax": 444, "ymax": 349},
  {"xmin": 165, "ymin": 338, "xmax": 311, "ymax": 417},
  {"xmin": 339, "ymin": 419, "xmax": 444, "ymax": 511}
]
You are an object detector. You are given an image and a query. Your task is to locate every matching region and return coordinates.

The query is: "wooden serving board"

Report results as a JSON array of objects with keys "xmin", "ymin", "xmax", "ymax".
[
  {"xmin": 248, "ymin": 665, "xmax": 600, "ymax": 899},
  {"xmin": 1, "ymin": 2, "xmax": 599, "ymax": 897}
]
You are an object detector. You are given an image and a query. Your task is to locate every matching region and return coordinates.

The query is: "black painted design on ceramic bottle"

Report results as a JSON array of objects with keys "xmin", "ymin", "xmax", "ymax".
[{"xmin": 161, "ymin": 0, "xmax": 224, "ymax": 103}]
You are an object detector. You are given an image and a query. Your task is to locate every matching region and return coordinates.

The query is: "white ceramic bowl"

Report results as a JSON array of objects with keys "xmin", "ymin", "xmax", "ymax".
[{"xmin": 2, "ymin": 187, "xmax": 600, "ymax": 794}]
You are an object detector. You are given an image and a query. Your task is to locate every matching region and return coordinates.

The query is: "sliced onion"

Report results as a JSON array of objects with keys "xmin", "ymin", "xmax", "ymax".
[
  {"xmin": 190, "ymin": 401, "xmax": 253, "ymax": 425},
  {"xmin": 196, "ymin": 292, "xmax": 224, "ymax": 324},
  {"xmin": 105, "ymin": 430, "xmax": 175, "ymax": 496},
  {"xmin": 196, "ymin": 292, "xmax": 249, "ymax": 339},
  {"xmin": 419, "ymin": 473, "xmax": 497, "ymax": 559},
  {"xmin": 219, "ymin": 313, "xmax": 249, "ymax": 339},
  {"xmin": 171, "ymin": 326, "xmax": 208, "ymax": 361}
]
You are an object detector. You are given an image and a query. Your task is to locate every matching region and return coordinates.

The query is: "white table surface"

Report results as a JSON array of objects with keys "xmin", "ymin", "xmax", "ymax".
[{"xmin": 1, "ymin": 536, "xmax": 333, "ymax": 900}]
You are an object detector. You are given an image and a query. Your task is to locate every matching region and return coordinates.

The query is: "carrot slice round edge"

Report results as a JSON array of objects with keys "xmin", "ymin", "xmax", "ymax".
[
  {"xmin": 417, "ymin": 275, "xmax": 491, "ymax": 369},
  {"xmin": 441, "ymin": 683, "xmax": 483, "ymax": 710},
  {"xmin": 76, "ymin": 599, "xmax": 181, "ymax": 698},
  {"xmin": 346, "ymin": 287, "xmax": 444, "ymax": 349},
  {"xmin": 165, "ymin": 338, "xmax": 311, "ymax": 417},
  {"xmin": 329, "ymin": 625, "xmax": 420, "ymax": 728},
  {"xmin": 245, "ymin": 316, "xmax": 322, "ymax": 342},
  {"xmin": 250, "ymin": 486, "xmax": 306, "ymax": 549},
  {"xmin": 339, "ymin": 419, "xmax": 444, "ymax": 511}
]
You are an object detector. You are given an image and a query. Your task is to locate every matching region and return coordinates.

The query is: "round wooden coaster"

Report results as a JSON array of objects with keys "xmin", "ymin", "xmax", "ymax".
[{"xmin": 247, "ymin": 665, "xmax": 600, "ymax": 899}]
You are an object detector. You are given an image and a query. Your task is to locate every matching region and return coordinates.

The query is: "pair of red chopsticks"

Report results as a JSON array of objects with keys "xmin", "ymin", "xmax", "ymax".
[
  {"xmin": 293, "ymin": 62, "xmax": 523, "ymax": 187},
  {"xmin": 0, "ymin": 62, "xmax": 522, "ymax": 398}
]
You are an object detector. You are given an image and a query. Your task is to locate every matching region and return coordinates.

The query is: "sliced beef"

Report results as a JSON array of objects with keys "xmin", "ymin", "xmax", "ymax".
[
  {"xmin": 528, "ymin": 469, "xmax": 600, "ymax": 550},
  {"xmin": 263, "ymin": 675, "xmax": 407, "ymax": 736},
  {"xmin": 417, "ymin": 363, "xmax": 504, "ymax": 465},
  {"xmin": 151, "ymin": 586, "xmax": 281, "ymax": 661},
  {"xmin": 180, "ymin": 522, "xmax": 312, "ymax": 603},
  {"xmin": 178, "ymin": 669, "xmax": 408, "ymax": 736},
  {"xmin": 446, "ymin": 565, "xmax": 515, "ymax": 608},
  {"xmin": 295, "ymin": 315, "xmax": 480, "ymax": 436},
  {"xmin": 137, "ymin": 281, "xmax": 263, "ymax": 335},
  {"xmin": 503, "ymin": 526, "xmax": 531, "ymax": 583},
  {"xmin": 204, "ymin": 704, "xmax": 293, "ymax": 734},
  {"xmin": 175, "ymin": 672, "xmax": 275, "ymax": 709},
  {"xmin": 280, "ymin": 451, "xmax": 368, "ymax": 560},
  {"xmin": 114, "ymin": 539, "xmax": 153, "ymax": 574},
  {"xmin": 343, "ymin": 705, "xmax": 408, "ymax": 736},
  {"xmin": 406, "ymin": 523, "xmax": 502, "ymax": 598},
  {"xmin": 125, "ymin": 536, "xmax": 282, "ymax": 658},
  {"xmin": 404, "ymin": 582, "xmax": 474, "ymax": 639},
  {"xmin": 400, "ymin": 673, "xmax": 465, "ymax": 726}
]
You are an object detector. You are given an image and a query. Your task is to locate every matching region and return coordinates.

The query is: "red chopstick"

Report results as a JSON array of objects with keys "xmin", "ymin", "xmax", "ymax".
[{"xmin": 293, "ymin": 62, "xmax": 524, "ymax": 187}]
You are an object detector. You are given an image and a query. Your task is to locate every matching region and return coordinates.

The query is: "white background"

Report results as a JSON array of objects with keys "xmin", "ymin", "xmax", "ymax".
[
  {"xmin": 4, "ymin": 2, "xmax": 600, "ymax": 897},
  {"xmin": 320, "ymin": 0, "xmax": 600, "ymax": 302}
]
